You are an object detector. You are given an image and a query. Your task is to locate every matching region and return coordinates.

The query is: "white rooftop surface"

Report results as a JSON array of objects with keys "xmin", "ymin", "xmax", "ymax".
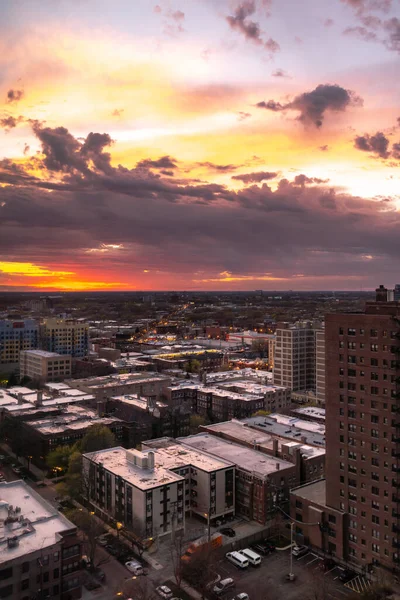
[
  {"xmin": 84, "ymin": 446, "xmax": 185, "ymax": 490},
  {"xmin": 182, "ymin": 433, "xmax": 294, "ymax": 477},
  {"xmin": 219, "ymin": 382, "xmax": 287, "ymax": 394},
  {"xmin": 112, "ymin": 394, "xmax": 168, "ymax": 409},
  {"xmin": 0, "ymin": 481, "xmax": 74, "ymax": 562},
  {"xmin": 268, "ymin": 414, "xmax": 325, "ymax": 435},
  {"xmin": 21, "ymin": 350, "xmax": 67, "ymax": 358},
  {"xmin": 293, "ymin": 407, "xmax": 326, "ymax": 419},
  {"xmin": 58, "ymin": 388, "xmax": 88, "ymax": 397},
  {"xmin": 26, "ymin": 405, "xmax": 121, "ymax": 435},
  {"xmin": 7, "ymin": 386, "xmax": 34, "ymax": 396},
  {"xmin": 45, "ymin": 382, "xmax": 71, "ymax": 391},
  {"xmin": 143, "ymin": 441, "xmax": 233, "ymax": 473}
]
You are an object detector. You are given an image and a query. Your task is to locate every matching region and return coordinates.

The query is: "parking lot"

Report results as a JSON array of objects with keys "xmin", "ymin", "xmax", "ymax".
[{"xmin": 210, "ymin": 547, "xmax": 364, "ymax": 600}]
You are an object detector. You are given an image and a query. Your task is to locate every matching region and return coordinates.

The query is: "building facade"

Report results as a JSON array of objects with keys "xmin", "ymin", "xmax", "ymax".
[
  {"xmin": 315, "ymin": 328, "xmax": 326, "ymax": 406},
  {"xmin": 291, "ymin": 287, "xmax": 400, "ymax": 578},
  {"xmin": 20, "ymin": 350, "xmax": 72, "ymax": 383},
  {"xmin": 273, "ymin": 322, "xmax": 318, "ymax": 392},
  {"xmin": 0, "ymin": 319, "xmax": 39, "ymax": 370},
  {"xmin": 41, "ymin": 319, "xmax": 89, "ymax": 358}
]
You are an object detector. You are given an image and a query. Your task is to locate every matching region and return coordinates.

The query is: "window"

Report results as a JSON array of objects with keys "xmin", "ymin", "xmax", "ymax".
[
  {"xmin": 53, "ymin": 568, "xmax": 59, "ymax": 578},
  {"xmin": 371, "ymin": 358, "xmax": 379, "ymax": 366},
  {"xmin": 0, "ymin": 584, "xmax": 13, "ymax": 598},
  {"xmin": 328, "ymin": 514, "xmax": 336, "ymax": 524},
  {"xmin": 0, "ymin": 570, "xmax": 12, "ymax": 582},
  {"xmin": 295, "ymin": 500, "xmax": 302, "ymax": 509},
  {"xmin": 370, "ymin": 329, "xmax": 378, "ymax": 337},
  {"xmin": 21, "ymin": 580, "xmax": 29, "ymax": 591},
  {"xmin": 348, "ymin": 328, "xmax": 356, "ymax": 336},
  {"xmin": 21, "ymin": 563, "xmax": 29, "ymax": 574},
  {"xmin": 372, "ymin": 486, "xmax": 380, "ymax": 495}
]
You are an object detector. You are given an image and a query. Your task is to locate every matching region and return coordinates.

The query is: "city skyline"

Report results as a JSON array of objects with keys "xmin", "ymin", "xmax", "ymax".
[{"xmin": 0, "ymin": 0, "xmax": 399, "ymax": 292}]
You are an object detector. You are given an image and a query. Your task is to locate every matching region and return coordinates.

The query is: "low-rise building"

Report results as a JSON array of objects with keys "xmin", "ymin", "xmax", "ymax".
[
  {"xmin": 20, "ymin": 350, "xmax": 72, "ymax": 383},
  {"xmin": 67, "ymin": 373, "xmax": 171, "ymax": 402},
  {"xmin": 0, "ymin": 480, "xmax": 82, "ymax": 600}
]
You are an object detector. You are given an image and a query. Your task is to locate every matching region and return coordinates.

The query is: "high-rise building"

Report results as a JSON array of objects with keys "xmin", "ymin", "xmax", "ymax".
[
  {"xmin": 394, "ymin": 284, "xmax": 400, "ymax": 302},
  {"xmin": 291, "ymin": 285, "xmax": 400, "ymax": 577},
  {"xmin": 273, "ymin": 322, "xmax": 318, "ymax": 391},
  {"xmin": 0, "ymin": 319, "xmax": 38, "ymax": 370},
  {"xmin": 315, "ymin": 328, "xmax": 326, "ymax": 406},
  {"xmin": 41, "ymin": 318, "xmax": 89, "ymax": 358}
]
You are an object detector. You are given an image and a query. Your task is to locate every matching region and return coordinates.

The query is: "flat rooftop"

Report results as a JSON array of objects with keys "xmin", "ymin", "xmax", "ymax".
[
  {"xmin": 111, "ymin": 394, "xmax": 168, "ymax": 410},
  {"xmin": 182, "ymin": 433, "xmax": 293, "ymax": 478},
  {"xmin": 21, "ymin": 350, "xmax": 69, "ymax": 359},
  {"xmin": 0, "ymin": 480, "xmax": 75, "ymax": 563},
  {"xmin": 202, "ymin": 420, "xmax": 325, "ymax": 458},
  {"xmin": 83, "ymin": 446, "xmax": 185, "ymax": 491},
  {"xmin": 291, "ymin": 479, "xmax": 326, "ymax": 506},
  {"xmin": 25, "ymin": 405, "xmax": 121, "ymax": 435},
  {"xmin": 245, "ymin": 415, "xmax": 325, "ymax": 447},
  {"xmin": 218, "ymin": 382, "xmax": 287, "ymax": 395},
  {"xmin": 68, "ymin": 373, "xmax": 169, "ymax": 389},
  {"xmin": 142, "ymin": 439, "xmax": 233, "ymax": 473},
  {"xmin": 292, "ymin": 407, "xmax": 326, "ymax": 420}
]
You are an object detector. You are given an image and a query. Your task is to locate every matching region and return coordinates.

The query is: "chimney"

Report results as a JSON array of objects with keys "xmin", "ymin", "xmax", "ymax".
[
  {"xmin": 147, "ymin": 451, "xmax": 155, "ymax": 470},
  {"xmin": 275, "ymin": 462, "xmax": 280, "ymax": 471},
  {"xmin": 17, "ymin": 393, "xmax": 24, "ymax": 405},
  {"xmin": 272, "ymin": 439, "xmax": 279, "ymax": 456},
  {"xmin": 36, "ymin": 391, "xmax": 43, "ymax": 406},
  {"xmin": 376, "ymin": 285, "xmax": 388, "ymax": 302}
]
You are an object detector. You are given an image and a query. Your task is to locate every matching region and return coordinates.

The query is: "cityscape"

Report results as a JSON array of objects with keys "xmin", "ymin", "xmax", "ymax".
[{"xmin": 1, "ymin": 0, "xmax": 400, "ymax": 599}]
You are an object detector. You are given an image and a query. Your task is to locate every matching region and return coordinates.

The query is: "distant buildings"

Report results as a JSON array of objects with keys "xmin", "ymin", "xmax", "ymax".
[
  {"xmin": 273, "ymin": 321, "xmax": 320, "ymax": 392},
  {"xmin": 41, "ymin": 318, "xmax": 89, "ymax": 358},
  {"xmin": 0, "ymin": 480, "xmax": 81, "ymax": 600},
  {"xmin": 66, "ymin": 372, "xmax": 171, "ymax": 402},
  {"xmin": 20, "ymin": 350, "xmax": 72, "ymax": 384},
  {"xmin": 0, "ymin": 319, "xmax": 38, "ymax": 371}
]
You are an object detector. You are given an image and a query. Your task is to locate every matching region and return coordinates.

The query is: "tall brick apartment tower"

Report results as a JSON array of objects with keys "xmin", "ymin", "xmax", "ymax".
[{"xmin": 325, "ymin": 285, "xmax": 400, "ymax": 573}]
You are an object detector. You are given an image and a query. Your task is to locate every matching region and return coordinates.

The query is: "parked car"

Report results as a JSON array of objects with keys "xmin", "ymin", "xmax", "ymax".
[
  {"xmin": 251, "ymin": 543, "xmax": 270, "ymax": 555},
  {"xmin": 125, "ymin": 560, "xmax": 144, "ymax": 576},
  {"xmin": 156, "ymin": 585, "xmax": 173, "ymax": 599},
  {"xmin": 105, "ymin": 544, "xmax": 119, "ymax": 556},
  {"xmin": 339, "ymin": 569, "xmax": 356, "ymax": 583},
  {"xmin": 292, "ymin": 545, "xmax": 308, "ymax": 557},
  {"xmin": 230, "ymin": 594, "xmax": 249, "ymax": 600},
  {"xmin": 262, "ymin": 540, "xmax": 276, "ymax": 551},
  {"xmin": 220, "ymin": 527, "xmax": 236, "ymax": 537},
  {"xmin": 97, "ymin": 534, "xmax": 111, "ymax": 546},
  {"xmin": 213, "ymin": 578, "xmax": 235, "ymax": 596},
  {"xmin": 319, "ymin": 558, "xmax": 335, "ymax": 572}
]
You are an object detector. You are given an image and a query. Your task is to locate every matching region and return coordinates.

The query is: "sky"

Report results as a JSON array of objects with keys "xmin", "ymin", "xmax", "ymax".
[{"xmin": 0, "ymin": 0, "xmax": 400, "ymax": 292}]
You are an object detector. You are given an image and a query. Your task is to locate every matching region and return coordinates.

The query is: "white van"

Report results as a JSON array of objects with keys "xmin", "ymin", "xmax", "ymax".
[
  {"xmin": 238, "ymin": 548, "xmax": 261, "ymax": 567},
  {"xmin": 226, "ymin": 551, "xmax": 249, "ymax": 569}
]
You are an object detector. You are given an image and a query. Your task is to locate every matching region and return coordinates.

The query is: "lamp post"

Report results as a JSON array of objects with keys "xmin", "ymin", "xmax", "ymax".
[
  {"xmin": 289, "ymin": 521, "xmax": 295, "ymax": 581},
  {"xmin": 116, "ymin": 521, "xmax": 123, "ymax": 540},
  {"xmin": 204, "ymin": 513, "xmax": 211, "ymax": 542}
]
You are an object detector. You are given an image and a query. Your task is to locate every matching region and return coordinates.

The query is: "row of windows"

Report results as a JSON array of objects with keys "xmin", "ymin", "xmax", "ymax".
[{"xmin": 340, "ymin": 328, "xmax": 398, "ymax": 338}]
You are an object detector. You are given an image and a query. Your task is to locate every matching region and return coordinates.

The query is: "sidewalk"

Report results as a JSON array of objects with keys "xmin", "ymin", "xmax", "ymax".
[{"xmin": 0, "ymin": 443, "xmax": 47, "ymax": 482}]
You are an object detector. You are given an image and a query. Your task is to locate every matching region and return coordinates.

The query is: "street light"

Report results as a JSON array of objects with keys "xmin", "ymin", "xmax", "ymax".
[
  {"xmin": 116, "ymin": 521, "xmax": 123, "ymax": 539},
  {"xmin": 204, "ymin": 512, "xmax": 211, "ymax": 542}
]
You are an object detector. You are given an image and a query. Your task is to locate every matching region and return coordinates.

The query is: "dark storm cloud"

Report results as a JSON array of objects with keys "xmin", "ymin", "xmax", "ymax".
[
  {"xmin": 136, "ymin": 156, "xmax": 178, "ymax": 170},
  {"xmin": 0, "ymin": 115, "xmax": 23, "ymax": 130},
  {"xmin": 256, "ymin": 84, "xmax": 363, "ymax": 128},
  {"xmin": 226, "ymin": 1, "xmax": 280, "ymax": 54},
  {"xmin": 232, "ymin": 171, "xmax": 278, "ymax": 183},
  {"xmin": 392, "ymin": 143, "xmax": 400, "ymax": 159},
  {"xmin": 6, "ymin": 89, "xmax": 24, "ymax": 104},
  {"xmin": 2, "ymin": 121, "xmax": 400, "ymax": 285},
  {"xmin": 354, "ymin": 131, "xmax": 391, "ymax": 158}
]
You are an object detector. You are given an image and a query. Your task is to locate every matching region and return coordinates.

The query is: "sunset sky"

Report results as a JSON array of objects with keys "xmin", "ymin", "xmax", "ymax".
[{"xmin": 0, "ymin": 0, "xmax": 399, "ymax": 291}]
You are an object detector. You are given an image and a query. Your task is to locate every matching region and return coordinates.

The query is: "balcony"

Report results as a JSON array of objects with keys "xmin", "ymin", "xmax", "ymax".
[
  {"xmin": 393, "ymin": 494, "xmax": 400, "ymax": 503},
  {"xmin": 393, "ymin": 480, "xmax": 400, "ymax": 489},
  {"xmin": 393, "ymin": 510, "xmax": 400, "ymax": 519},
  {"xmin": 393, "ymin": 436, "xmax": 400, "ymax": 444},
  {"xmin": 393, "ymin": 524, "xmax": 400, "ymax": 534},
  {"xmin": 393, "ymin": 541, "xmax": 400, "ymax": 549}
]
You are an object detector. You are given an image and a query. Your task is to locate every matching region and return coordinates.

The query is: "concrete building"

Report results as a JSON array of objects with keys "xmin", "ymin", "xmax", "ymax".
[
  {"xmin": 41, "ymin": 318, "xmax": 89, "ymax": 358},
  {"xmin": 291, "ymin": 286, "xmax": 400, "ymax": 578},
  {"xmin": 83, "ymin": 443, "xmax": 234, "ymax": 538},
  {"xmin": 182, "ymin": 433, "xmax": 297, "ymax": 523},
  {"xmin": 273, "ymin": 322, "xmax": 318, "ymax": 392},
  {"xmin": 0, "ymin": 319, "xmax": 38, "ymax": 371},
  {"xmin": 67, "ymin": 373, "xmax": 171, "ymax": 402},
  {"xmin": 315, "ymin": 328, "xmax": 326, "ymax": 406},
  {"xmin": 20, "ymin": 350, "xmax": 71, "ymax": 383},
  {"xmin": 0, "ymin": 480, "xmax": 81, "ymax": 600}
]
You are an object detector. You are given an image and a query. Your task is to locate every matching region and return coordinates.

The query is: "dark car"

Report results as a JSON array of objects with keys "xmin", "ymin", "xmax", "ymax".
[
  {"xmin": 262, "ymin": 541, "xmax": 276, "ymax": 552},
  {"xmin": 94, "ymin": 568, "xmax": 106, "ymax": 582},
  {"xmin": 339, "ymin": 569, "xmax": 356, "ymax": 583},
  {"xmin": 220, "ymin": 527, "xmax": 236, "ymax": 537},
  {"xmin": 251, "ymin": 543, "xmax": 270, "ymax": 555},
  {"xmin": 105, "ymin": 544, "xmax": 119, "ymax": 556}
]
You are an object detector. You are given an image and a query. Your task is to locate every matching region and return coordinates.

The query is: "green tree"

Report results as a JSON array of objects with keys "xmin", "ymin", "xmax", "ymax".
[
  {"xmin": 252, "ymin": 409, "xmax": 271, "ymax": 417},
  {"xmin": 46, "ymin": 445, "xmax": 73, "ymax": 472},
  {"xmin": 77, "ymin": 424, "xmax": 116, "ymax": 454},
  {"xmin": 65, "ymin": 509, "xmax": 104, "ymax": 569},
  {"xmin": 6, "ymin": 372, "xmax": 18, "ymax": 388}
]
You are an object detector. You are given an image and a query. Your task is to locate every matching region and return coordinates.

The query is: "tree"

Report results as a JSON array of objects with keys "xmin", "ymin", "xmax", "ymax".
[
  {"xmin": 189, "ymin": 415, "xmax": 207, "ymax": 435},
  {"xmin": 116, "ymin": 576, "xmax": 157, "ymax": 600},
  {"xmin": 46, "ymin": 445, "xmax": 73, "ymax": 472},
  {"xmin": 182, "ymin": 546, "xmax": 216, "ymax": 600},
  {"xmin": 252, "ymin": 339, "xmax": 269, "ymax": 358},
  {"xmin": 65, "ymin": 509, "xmax": 105, "ymax": 570},
  {"xmin": 77, "ymin": 424, "xmax": 116, "ymax": 454},
  {"xmin": 58, "ymin": 451, "xmax": 92, "ymax": 502},
  {"xmin": 252, "ymin": 409, "xmax": 271, "ymax": 417}
]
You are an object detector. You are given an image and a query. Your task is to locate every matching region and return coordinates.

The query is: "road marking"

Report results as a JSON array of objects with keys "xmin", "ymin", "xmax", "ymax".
[
  {"xmin": 296, "ymin": 553, "xmax": 310, "ymax": 561},
  {"xmin": 306, "ymin": 556, "xmax": 320, "ymax": 566},
  {"xmin": 324, "ymin": 566, "xmax": 337, "ymax": 576}
]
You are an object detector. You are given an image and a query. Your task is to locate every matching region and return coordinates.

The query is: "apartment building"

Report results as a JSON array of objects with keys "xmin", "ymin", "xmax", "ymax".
[
  {"xmin": 315, "ymin": 328, "xmax": 326, "ymax": 406},
  {"xmin": 0, "ymin": 319, "xmax": 38, "ymax": 371},
  {"xmin": 273, "ymin": 322, "xmax": 318, "ymax": 391},
  {"xmin": 291, "ymin": 286, "xmax": 400, "ymax": 577},
  {"xmin": 183, "ymin": 433, "xmax": 297, "ymax": 524},
  {"xmin": 83, "ymin": 444, "xmax": 234, "ymax": 538},
  {"xmin": 20, "ymin": 350, "xmax": 71, "ymax": 383},
  {"xmin": 0, "ymin": 480, "xmax": 81, "ymax": 600},
  {"xmin": 41, "ymin": 319, "xmax": 89, "ymax": 358},
  {"xmin": 217, "ymin": 382, "xmax": 291, "ymax": 412},
  {"xmin": 268, "ymin": 336, "xmax": 276, "ymax": 369},
  {"xmin": 67, "ymin": 373, "xmax": 171, "ymax": 402}
]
